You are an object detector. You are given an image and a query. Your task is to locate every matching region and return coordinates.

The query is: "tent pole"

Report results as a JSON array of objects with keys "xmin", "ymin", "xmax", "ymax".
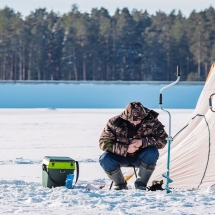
[{"xmin": 159, "ymin": 66, "xmax": 180, "ymax": 193}]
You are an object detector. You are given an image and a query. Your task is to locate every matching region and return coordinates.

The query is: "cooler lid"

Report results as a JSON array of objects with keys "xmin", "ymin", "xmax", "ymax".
[
  {"xmin": 42, "ymin": 156, "xmax": 76, "ymax": 169},
  {"xmin": 43, "ymin": 156, "xmax": 74, "ymax": 162}
]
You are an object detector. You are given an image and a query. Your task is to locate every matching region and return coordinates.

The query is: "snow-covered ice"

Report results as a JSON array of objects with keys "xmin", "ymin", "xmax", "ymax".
[{"xmin": 0, "ymin": 108, "xmax": 214, "ymax": 215}]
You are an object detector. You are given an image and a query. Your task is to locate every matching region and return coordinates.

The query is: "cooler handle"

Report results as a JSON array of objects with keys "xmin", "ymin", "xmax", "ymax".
[
  {"xmin": 73, "ymin": 161, "xmax": 79, "ymax": 187},
  {"xmin": 42, "ymin": 164, "xmax": 60, "ymax": 187}
]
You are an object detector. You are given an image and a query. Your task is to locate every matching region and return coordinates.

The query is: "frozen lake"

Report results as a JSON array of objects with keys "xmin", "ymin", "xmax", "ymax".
[{"xmin": 0, "ymin": 82, "xmax": 203, "ymax": 109}]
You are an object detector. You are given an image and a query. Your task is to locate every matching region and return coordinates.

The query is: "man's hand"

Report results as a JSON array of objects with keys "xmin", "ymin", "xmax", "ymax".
[
  {"xmin": 127, "ymin": 143, "xmax": 139, "ymax": 153},
  {"xmin": 127, "ymin": 139, "xmax": 142, "ymax": 153},
  {"xmin": 130, "ymin": 139, "xmax": 142, "ymax": 148}
]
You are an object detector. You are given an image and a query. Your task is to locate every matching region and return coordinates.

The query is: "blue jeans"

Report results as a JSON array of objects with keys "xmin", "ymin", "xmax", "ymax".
[{"xmin": 99, "ymin": 146, "xmax": 159, "ymax": 172}]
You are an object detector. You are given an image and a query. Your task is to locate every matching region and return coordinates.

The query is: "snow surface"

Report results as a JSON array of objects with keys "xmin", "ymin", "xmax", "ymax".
[{"xmin": 0, "ymin": 108, "xmax": 215, "ymax": 215}]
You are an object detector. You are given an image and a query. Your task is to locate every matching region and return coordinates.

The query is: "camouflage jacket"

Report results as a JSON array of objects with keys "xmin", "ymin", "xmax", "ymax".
[{"xmin": 99, "ymin": 107, "xmax": 168, "ymax": 156}]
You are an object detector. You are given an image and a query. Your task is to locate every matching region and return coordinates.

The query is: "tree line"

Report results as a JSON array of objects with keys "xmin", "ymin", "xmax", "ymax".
[{"xmin": 0, "ymin": 5, "xmax": 215, "ymax": 81}]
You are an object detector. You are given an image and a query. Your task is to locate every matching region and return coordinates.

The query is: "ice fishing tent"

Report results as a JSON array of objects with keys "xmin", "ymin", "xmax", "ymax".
[{"xmin": 150, "ymin": 63, "xmax": 215, "ymax": 189}]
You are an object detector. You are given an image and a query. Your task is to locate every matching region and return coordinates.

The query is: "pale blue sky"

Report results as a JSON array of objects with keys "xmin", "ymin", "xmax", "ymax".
[{"xmin": 0, "ymin": 0, "xmax": 215, "ymax": 17}]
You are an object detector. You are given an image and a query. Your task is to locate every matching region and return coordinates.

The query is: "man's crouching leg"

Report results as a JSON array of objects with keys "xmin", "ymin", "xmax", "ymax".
[
  {"xmin": 106, "ymin": 168, "xmax": 128, "ymax": 190},
  {"xmin": 135, "ymin": 162, "xmax": 155, "ymax": 190},
  {"xmin": 99, "ymin": 152, "xmax": 128, "ymax": 190},
  {"xmin": 135, "ymin": 146, "xmax": 158, "ymax": 190}
]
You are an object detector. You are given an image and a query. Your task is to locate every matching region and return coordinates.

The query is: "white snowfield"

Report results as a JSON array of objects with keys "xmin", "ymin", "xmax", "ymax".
[{"xmin": 0, "ymin": 108, "xmax": 215, "ymax": 215}]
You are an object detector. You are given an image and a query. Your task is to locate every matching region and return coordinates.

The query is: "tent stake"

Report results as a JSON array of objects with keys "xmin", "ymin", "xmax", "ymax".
[{"xmin": 159, "ymin": 66, "xmax": 180, "ymax": 193}]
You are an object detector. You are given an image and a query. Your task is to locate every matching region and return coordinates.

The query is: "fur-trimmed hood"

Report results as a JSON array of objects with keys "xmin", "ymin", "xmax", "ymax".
[{"xmin": 120, "ymin": 101, "xmax": 150, "ymax": 121}]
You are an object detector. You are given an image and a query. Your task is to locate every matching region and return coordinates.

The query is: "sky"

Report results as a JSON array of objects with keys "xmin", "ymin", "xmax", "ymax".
[{"xmin": 0, "ymin": 0, "xmax": 215, "ymax": 18}]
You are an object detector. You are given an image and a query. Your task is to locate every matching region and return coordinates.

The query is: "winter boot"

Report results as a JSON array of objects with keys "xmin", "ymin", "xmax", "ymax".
[
  {"xmin": 134, "ymin": 162, "xmax": 155, "ymax": 190},
  {"xmin": 106, "ymin": 168, "xmax": 128, "ymax": 190}
]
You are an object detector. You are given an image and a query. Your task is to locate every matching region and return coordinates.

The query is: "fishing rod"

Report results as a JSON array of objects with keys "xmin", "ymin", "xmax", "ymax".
[{"xmin": 159, "ymin": 66, "xmax": 181, "ymax": 193}]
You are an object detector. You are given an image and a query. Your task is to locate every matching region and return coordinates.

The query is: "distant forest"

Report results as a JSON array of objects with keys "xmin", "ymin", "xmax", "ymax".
[{"xmin": 0, "ymin": 5, "xmax": 215, "ymax": 81}]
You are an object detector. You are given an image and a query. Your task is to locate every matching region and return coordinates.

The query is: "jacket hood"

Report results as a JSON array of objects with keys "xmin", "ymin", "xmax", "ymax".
[{"xmin": 120, "ymin": 101, "xmax": 148, "ymax": 121}]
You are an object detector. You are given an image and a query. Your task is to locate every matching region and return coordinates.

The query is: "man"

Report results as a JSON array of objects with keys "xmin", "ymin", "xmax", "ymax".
[{"xmin": 99, "ymin": 101, "xmax": 168, "ymax": 190}]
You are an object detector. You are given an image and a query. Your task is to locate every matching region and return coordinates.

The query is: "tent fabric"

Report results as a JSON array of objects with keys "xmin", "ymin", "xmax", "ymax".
[{"xmin": 150, "ymin": 63, "xmax": 215, "ymax": 189}]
